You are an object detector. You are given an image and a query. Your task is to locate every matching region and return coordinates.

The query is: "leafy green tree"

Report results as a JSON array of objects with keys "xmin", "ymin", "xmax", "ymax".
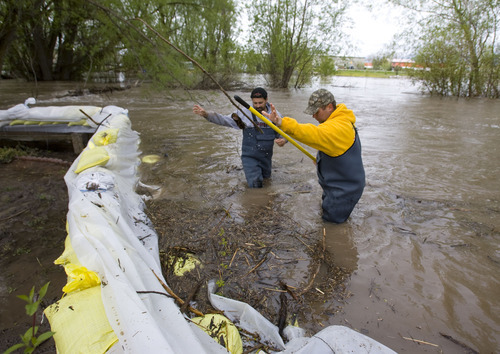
[
  {"xmin": 246, "ymin": 0, "xmax": 347, "ymax": 88},
  {"xmin": 316, "ymin": 55, "xmax": 337, "ymax": 77},
  {"xmin": 391, "ymin": 0, "xmax": 500, "ymax": 98},
  {"xmin": 146, "ymin": 0, "xmax": 240, "ymax": 88},
  {"xmin": 0, "ymin": 0, "xmax": 23, "ymax": 77},
  {"xmin": 371, "ymin": 53, "xmax": 393, "ymax": 71},
  {"xmin": 1, "ymin": 0, "xmax": 127, "ymax": 81},
  {"xmin": 408, "ymin": 28, "xmax": 466, "ymax": 96},
  {"xmin": 1, "ymin": 0, "xmax": 241, "ymax": 88}
]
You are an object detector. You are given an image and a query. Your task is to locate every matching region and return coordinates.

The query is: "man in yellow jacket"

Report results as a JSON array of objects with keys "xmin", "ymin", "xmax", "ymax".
[{"xmin": 263, "ymin": 89, "xmax": 365, "ymax": 223}]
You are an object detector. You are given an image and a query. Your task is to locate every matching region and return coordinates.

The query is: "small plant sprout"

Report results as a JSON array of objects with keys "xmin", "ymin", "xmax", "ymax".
[{"xmin": 4, "ymin": 282, "xmax": 55, "ymax": 354}]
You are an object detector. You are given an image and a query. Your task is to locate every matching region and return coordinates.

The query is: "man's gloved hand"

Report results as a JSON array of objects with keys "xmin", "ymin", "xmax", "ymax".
[{"xmin": 231, "ymin": 113, "xmax": 246, "ymax": 129}]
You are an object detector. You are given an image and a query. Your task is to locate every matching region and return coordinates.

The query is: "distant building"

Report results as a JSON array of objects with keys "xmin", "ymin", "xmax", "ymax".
[
  {"xmin": 391, "ymin": 59, "xmax": 428, "ymax": 70},
  {"xmin": 331, "ymin": 56, "xmax": 366, "ymax": 70},
  {"xmin": 391, "ymin": 59, "xmax": 416, "ymax": 69},
  {"xmin": 364, "ymin": 62, "xmax": 373, "ymax": 69}
]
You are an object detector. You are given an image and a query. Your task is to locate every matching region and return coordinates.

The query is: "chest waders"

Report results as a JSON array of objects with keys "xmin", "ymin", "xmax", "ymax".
[
  {"xmin": 317, "ymin": 128, "xmax": 365, "ymax": 223},
  {"xmin": 241, "ymin": 120, "xmax": 277, "ymax": 188}
]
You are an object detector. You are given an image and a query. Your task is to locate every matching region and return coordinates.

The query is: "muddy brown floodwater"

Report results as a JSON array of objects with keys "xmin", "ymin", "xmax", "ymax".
[{"xmin": 1, "ymin": 77, "xmax": 499, "ymax": 353}]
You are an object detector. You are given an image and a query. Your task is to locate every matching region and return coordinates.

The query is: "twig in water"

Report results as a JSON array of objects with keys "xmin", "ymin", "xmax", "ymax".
[
  {"xmin": 297, "ymin": 227, "xmax": 326, "ymax": 296},
  {"xmin": 439, "ymin": 332, "xmax": 479, "ymax": 354},
  {"xmin": 402, "ymin": 336, "xmax": 439, "ymax": 348},
  {"xmin": 229, "ymin": 248, "xmax": 239, "ymax": 268},
  {"xmin": 244, "ymin": 254, "xmax": 268, "ymax": 277},
  {"xmin": 151, "ymin": 269, "xmax": 204, "ymax": 316}
]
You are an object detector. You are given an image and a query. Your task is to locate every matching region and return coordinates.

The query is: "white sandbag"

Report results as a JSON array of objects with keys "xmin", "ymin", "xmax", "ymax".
[
  {"xmin": 207, "ymin": 279, "xmax": 286, "ymax": 350},
  {"xmin": 0, "ymin": 97, "xmax": 101, "ymax": 123},
  {"xmin": 280, "ymin": 326, "xmax": 397, "ymax": 354},
  {"xmin": 208, "ymin": 279, "xmax": 396, "ymax": 354},
  {"xmin": 0, "ymin": 97, "xmax": 35, "ymax": 121}
]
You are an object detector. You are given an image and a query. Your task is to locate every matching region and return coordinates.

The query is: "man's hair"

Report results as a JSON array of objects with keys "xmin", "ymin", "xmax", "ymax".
[{"xmin": 251, "ymin": 87, "xmax": 268, "ymax": 100}]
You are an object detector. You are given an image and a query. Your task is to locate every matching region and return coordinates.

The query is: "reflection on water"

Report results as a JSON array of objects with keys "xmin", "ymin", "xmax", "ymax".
[{"xmin": 1, "ymin": 77, "xmax": 499, "ymax": 352}]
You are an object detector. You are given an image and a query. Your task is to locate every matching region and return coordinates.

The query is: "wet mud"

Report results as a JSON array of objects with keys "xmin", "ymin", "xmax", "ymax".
[
  {"xmin": 0, "ymin": 149, "xmax": 75, "ymax": 351},
  {"xmin": 147, "ymin": 198, "xmax": 352, "ymax": 336}
]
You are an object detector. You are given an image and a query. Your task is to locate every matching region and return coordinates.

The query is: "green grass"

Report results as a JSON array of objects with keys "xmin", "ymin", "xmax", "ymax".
[
  {"xmin": 335, "ymin": 70, "xmax": 408, "ymax": 78},
  {"xmin": 0, "ymin": 145, "xmax": 39, "ymax": 163}
]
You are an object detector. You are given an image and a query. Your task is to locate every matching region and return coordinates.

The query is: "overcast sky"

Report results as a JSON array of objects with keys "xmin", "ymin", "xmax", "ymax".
[
  {"xmin": 344, "ymin": 3, "xmax": 404, "ymax": 57},
  {"xmin": 238, "ymin": 1, "xmax": 405, "ymax": 59}
]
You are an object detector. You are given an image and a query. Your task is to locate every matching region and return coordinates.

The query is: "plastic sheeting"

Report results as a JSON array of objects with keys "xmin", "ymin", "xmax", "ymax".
[
  {"xmin": 47, "ymin": 103, "xmax": 396, "ymax": 353},
  {"xmin": 61, "ymin": 105, "xmax": 226, "ymax": 353},
  {"xmin": 0, "ymin": 98, "xmax": 107, "ymax": 127},
  {"xmin": 208, "ymin": 280, "xmax": 396, "ymax": 354}
]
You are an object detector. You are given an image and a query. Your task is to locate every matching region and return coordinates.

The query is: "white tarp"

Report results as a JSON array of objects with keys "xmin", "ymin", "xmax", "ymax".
[{"xmin": 0, "ymin": 98, "xmax": 108, "ymax": 126}]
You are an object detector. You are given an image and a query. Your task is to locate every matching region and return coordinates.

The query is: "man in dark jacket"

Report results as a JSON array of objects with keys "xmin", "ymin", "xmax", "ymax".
[{"xmin": 193, "ymin": 88, "xmax": 286, "ymax": 188}]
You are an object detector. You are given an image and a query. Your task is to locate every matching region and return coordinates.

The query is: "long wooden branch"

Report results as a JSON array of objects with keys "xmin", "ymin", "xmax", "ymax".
[
  {"xmin": 133, "ymin": 18, "xmax": 263, "ymax": 134},
  {"xmin": 86, "ymin": 1, "xmax": 262, "ymax": 132},
  {"xmin": 152, "ymin": 269, "xmax": 204, "ymax": 317}
]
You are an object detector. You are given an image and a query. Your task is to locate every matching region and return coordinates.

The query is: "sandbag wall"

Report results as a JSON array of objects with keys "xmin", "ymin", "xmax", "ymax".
[{"xmin": 44, "ymin": 106, "xmax": 225, "ymax": 353}]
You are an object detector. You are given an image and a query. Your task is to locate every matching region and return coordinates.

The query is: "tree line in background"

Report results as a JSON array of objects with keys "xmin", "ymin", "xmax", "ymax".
[
  {"xmin": 0, "ymin": 0, "xmax": 498, "ymax": 97},
  {"xmin": 0, "ymin": 0, "xmax": 344, "ymax": 90},
  {"xmin": 390, "ymin": 0, "xmax": 500, "ymax": 98}
]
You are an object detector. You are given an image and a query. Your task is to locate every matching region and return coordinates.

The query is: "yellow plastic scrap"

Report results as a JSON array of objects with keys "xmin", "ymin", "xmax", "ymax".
[
  {"xmin": 93, "ymin": 128, "xmax": 119, "ymax": 146},
  {"xmin": 169, "ymin": 254, "xmax": 201, "ymax": 276},
  {"xmin": 141, "ymin": 154, "xmax": 161, "ymax": 164},
  {"xmin": 47, "ymin": 234, "xmax": 116, "ymax": 353},
  {"xmin": 191, "ymin": 314, "xmax": 243, "ymax": 354}
]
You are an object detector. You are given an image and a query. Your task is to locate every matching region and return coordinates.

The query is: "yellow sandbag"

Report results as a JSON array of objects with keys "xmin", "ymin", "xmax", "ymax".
[
  {"xmin": 169, "ymin": 254, "xmax": 201, "ymax": 276},
  {"xmin": 191, "ymin": 314, "xmax": 243, "ymax": 354},
  {"xmin": 68, "ymin": 118, "xmax": 89, "ymax": 126},
  {"xmin": 9, "ymin": 120, "xmax": 24, "ymax": 125},
  {"xmin": 93, "ymin": 129, "xmax": 119, "ymax": 146},
  {"xmin": 62, "ymin": 264, "xmax": 101, "ymax": 294},
  {"xmin": 54, "ymin": 236, "xmax": 100, "ymax": 293},
  {"xmin": 23, "ymin": 121, "xmax": 39, "ymax": 125},
  {"xmin": 44, "ymin": 286, "xmax": 118, "ymax": 354},
  {"xmin": 54, "ymin": 235, "xmax": 80, "ymax": 267},
  {"xmin": 74, "ymin": 146, "xmax": 110, "ymax": 174}
]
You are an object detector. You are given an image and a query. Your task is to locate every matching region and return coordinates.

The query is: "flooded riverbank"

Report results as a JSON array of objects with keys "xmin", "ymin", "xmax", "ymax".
[{"xmin": 1, "ymin": 77, "xmax": 499, "ymax": 352}]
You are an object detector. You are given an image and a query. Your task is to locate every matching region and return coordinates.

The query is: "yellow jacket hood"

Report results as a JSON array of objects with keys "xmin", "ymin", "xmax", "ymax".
[{"xmin": 281, "ymin": 103, "xmax": 357, "ymax": 157}]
